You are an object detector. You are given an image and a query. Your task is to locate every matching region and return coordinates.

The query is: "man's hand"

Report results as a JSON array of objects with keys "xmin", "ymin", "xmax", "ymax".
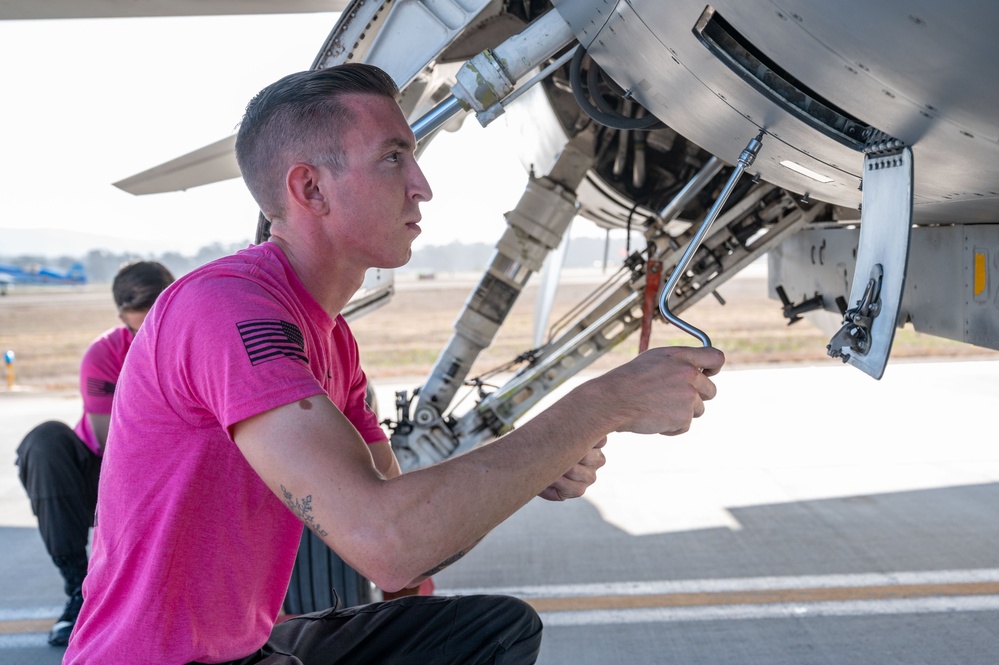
[
  {"xmin": 538, "ymin": 436, "xmax": 607, "ymax": 501},
  {"xmin": 582, "ymin": 346, "xmax": 725, "ymax": 437}
]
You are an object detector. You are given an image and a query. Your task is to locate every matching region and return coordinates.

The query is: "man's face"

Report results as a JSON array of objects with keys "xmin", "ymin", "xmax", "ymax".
[
  {"xmin": 119, "ymin": 308, "xmax": 148, "ymax": 335},
  {"xmin": 319, "ymin": 93, "xmax": 433, "ymax": 270}
]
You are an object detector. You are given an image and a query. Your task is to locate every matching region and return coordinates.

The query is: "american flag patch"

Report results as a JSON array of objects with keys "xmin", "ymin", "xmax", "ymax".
[
  {"xmin": 86, "ymin": 377, "xmax": 115, "ymax": 396},
  {"xmin": 237, "ymin": 319, "xmax": 308, "ymax": 366}
]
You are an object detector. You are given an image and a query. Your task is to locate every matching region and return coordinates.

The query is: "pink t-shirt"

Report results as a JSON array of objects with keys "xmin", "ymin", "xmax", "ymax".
[
  {"xmin": 65, "ymin": 243, "xmax": 386, "ymax": 665},
  {"xmin": 73, "ymin": 326, "xmax": 134, "ymax": 456}
]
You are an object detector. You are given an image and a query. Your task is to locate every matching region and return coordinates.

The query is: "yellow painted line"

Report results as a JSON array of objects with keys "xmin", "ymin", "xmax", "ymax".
[
  {"xmin": 6, "ymin": 582, "xmax": 999, "ymax": 634},
  {"xmin": 0, "ymin": 618, "xmax": 51, "ymax": 635},
  {"xmin": 525, "ymin": 581, "xmax": 999, "ymax": 613}
]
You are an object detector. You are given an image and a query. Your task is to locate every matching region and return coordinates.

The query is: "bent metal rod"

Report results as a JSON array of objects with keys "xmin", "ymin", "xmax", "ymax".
[{"xmin": 657, "ymin": 132, "xmax": 765, "ymax": 347}]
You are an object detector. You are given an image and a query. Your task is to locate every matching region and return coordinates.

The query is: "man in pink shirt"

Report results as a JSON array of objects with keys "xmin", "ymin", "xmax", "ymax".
[
  {"xmin": 15, "ymin": 260, "xmax": 174, "ymax": 646},
  {"xmin": 66, "ymin": 64, "xmax": 724, "ymax": 664}
]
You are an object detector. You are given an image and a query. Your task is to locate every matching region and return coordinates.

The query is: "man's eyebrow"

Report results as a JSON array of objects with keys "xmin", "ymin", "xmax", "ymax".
[{"xmin": 380, "ymin": 136, "xmax": 414, "ymax": 152}]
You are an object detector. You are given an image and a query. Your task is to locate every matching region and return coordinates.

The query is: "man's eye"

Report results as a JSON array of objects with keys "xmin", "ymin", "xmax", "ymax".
[{"xmin": 387, "ymin": 152, "xmax": 401, "ymax": 163}]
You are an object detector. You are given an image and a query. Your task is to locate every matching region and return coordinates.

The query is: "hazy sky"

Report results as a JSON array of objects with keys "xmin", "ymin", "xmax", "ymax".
[{"xmin": 0, "ymin": 13, "xmax": 552, "ymax": 255}]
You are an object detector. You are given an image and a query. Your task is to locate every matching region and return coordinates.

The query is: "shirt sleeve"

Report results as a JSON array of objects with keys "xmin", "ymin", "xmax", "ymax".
[
  {"xmin": 335, "ymin": 323, "xmax": 388, "ymax": 445},
  {"xmin": 155, "ymin": 274, "xmax": 328, "ymax": 435},
  {"xmin": 79, "ymin": 329, "xmax": 127, "ymax": 417}
]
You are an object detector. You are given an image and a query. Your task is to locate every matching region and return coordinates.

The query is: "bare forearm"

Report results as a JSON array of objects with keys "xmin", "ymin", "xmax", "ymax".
[
  {"xmin": 369, "ymin": 383, "xmax": 614, "ymax": 587},
  {"xmin": 408, "ymin": 535, "xmax": 484, "ymax": 587},
  {"xmin": 235, "ymin": 346, "xmax": 722, "ymax": 594},
  {"xmin": 369, "ymin": 347, "xmax": 722, "ymax": 587}
]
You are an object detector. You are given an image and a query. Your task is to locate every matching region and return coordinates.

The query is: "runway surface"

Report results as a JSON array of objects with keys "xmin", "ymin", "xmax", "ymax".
[{"xmin": 3, "ymin": 359, "xmax": 999, "ymax": 664}]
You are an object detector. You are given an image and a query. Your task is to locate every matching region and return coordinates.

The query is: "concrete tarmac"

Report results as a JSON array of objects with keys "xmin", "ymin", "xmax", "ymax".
[{"xmin": 4, "ymin": 359, "xmax": 999, "ymax": 664}]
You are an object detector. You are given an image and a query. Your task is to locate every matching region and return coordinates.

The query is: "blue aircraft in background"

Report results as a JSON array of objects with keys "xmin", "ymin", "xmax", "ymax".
[{"xmin": 0, "ymin": 262, "xmax": 87, "ymax": 295}]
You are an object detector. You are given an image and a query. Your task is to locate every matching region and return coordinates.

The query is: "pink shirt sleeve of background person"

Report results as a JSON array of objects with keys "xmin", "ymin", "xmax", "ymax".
[{"xmin": 72, "ymin": 326, "xmax": 133, "ymax": 456}]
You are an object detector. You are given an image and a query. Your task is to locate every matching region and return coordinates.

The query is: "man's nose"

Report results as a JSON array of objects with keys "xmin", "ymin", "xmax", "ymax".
[{"xmin": 410, "ymin": 163, "xmax": 433, "ymax": 202}]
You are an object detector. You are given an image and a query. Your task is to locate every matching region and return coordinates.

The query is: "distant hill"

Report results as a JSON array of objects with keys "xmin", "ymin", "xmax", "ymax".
[
  {"xmin": 1, "ymin": 227, "xmax": 167, "ymax": 257},
  {"xmin": 403, "ymin": 236, "xmax": 635, "ymax": 274},
  {"xmin": 1, "ymin": 228, "xmax": 638, "ymax": 282}
]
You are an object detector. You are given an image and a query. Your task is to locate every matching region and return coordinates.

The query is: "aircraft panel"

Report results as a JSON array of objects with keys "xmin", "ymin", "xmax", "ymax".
[
  {"xmin": 552, "ymin": 0, "xmax": 999, "ymax": 224},
  {"xmin": 0, "ymin": 1, "xmax": 348, "ymax": 20},
  {"xmin": 554, "ymin": 0, "xmax": 866, "ymax": 211},
  {"xmin": 765, "ymin": 0, "xmax": 999, "ymax": 137},
  {"xmin": 712, "ymin": 0, "xmax": 999, "ymax": 221}
]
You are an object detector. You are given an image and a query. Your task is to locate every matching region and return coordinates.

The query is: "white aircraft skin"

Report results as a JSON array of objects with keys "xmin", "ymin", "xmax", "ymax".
[{"xmin": 0, "ymin": 1, "xmax": 349, "ymax": 20}]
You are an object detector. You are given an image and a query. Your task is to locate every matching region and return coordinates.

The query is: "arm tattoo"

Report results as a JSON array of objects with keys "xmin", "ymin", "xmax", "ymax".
[
  {"xmin": 420, "ymin": 536, "xmax": 484, "ymax": 578},
  {"xmin": 421, "ymin": 550, "xmax": 467, "ymax": 578},
  {"xmin": 280, "ymin": 485, "xmax": 329, "ymax": 538}
]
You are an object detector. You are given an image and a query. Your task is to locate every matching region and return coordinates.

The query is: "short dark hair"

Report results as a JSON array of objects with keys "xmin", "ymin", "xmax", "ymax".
[
  {"xmin": 112, "ymin": 261, "xmax": 175, "ymax": 312},
  {"xmin": 235, "ymin": 63, "xmax": 400, "ymax": 219}
]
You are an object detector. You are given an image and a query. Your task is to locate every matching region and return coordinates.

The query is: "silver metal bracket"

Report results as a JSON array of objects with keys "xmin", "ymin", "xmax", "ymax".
[
  {"xmin": 827, "ymin": 146, "xmax": 913, "ymax": 379},
  {"xmin": 828, "ymin": 263, "xmax": 883, "ymax": 358}
]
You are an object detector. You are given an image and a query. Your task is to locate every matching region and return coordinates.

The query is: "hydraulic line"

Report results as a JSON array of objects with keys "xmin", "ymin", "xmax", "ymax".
[
  {"xmin": 569, "ymin": 47, "xmax": 663, "ymax": 130},
  {"xmin": 410, "ymin": 9, "xmax": 576, "ymax": 140}
]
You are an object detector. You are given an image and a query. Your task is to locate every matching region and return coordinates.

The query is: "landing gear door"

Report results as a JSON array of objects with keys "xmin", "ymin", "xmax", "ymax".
[{"xmin": 827, "ymin": 147, "xmax": 913, "ymax": 380}]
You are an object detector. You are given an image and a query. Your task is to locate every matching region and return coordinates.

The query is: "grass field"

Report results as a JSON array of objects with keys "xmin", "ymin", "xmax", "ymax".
[{"xmin": 1, "ymin": 268, "xmax": 995, "ymax": 393}]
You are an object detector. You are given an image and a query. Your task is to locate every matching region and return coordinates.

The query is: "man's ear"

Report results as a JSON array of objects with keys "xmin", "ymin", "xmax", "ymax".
[{"xmin": 287, "ymin": 163, "xmax": 330, "ymax": 216}]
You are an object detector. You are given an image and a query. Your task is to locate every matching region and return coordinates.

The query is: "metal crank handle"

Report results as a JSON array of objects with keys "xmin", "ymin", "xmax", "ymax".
[{"xmin": 657, "ymin": 131, "xmax": 764, "ymax": 347}]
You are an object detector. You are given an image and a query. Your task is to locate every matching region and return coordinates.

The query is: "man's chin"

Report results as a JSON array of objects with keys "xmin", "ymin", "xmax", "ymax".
[{"xmin": 375, "ymin": 250, "xmax": 413, "ymax": 271}]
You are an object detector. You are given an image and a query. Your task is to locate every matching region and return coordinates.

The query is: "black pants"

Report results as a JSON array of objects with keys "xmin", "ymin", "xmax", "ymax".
[
  {"xmin": 15, "ymin": 421, "xmax": 101, "ymax": 564},
  {"xmin": 202, "ymin": 594, "xmax": 543, "ymax": 665}
]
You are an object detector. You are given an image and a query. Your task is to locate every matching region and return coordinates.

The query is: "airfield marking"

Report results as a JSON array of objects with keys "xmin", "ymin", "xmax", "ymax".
[
  {"xmin": 524, "ymin": 581, "xmax": 999, "ymax": 612},
  {"xmin": 6, "ymin": 570, "xmax": 999, "ymax": 640},
  {"xmin": 438, "ymin": 568, "xmax": 999, "ymax": 625},
  {"xmin": 0, "ymin": 619, "xmax": 51, "ymax": 635},
  {"xmin": 537, "ymin": 595, "xmax": 999, "ymax": 627}
]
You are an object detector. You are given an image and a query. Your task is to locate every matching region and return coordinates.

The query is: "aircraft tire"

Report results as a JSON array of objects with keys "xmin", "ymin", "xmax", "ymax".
[{"xmin": 283, "ymin": 527, "xmax": 374, "ymax": 614}]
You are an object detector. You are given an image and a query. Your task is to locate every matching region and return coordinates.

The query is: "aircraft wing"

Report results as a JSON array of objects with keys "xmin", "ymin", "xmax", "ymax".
[
  {"xmin": 2, "ymin": 0, "xmax": 346, "ymax": 194},
  {"xmin": 113, "ymin": 136, "xmax": 239, "ymax": 195},
  {"xmin": 112, "ymin": 0, "xmax": 497, "ymax": 195},
  {"xmin": 0, "ymin": 1, "xmax": 348, "ymax": 20}
]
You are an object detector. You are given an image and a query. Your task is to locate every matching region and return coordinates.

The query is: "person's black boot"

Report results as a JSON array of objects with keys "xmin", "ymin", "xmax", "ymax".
[
  {"xmin": 48, "ymin": 588, "xmax": 84, "ymax": 646},
  {"xmin": 49, "ymin": 554, "xmax": 88, "ymax": 647}
]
